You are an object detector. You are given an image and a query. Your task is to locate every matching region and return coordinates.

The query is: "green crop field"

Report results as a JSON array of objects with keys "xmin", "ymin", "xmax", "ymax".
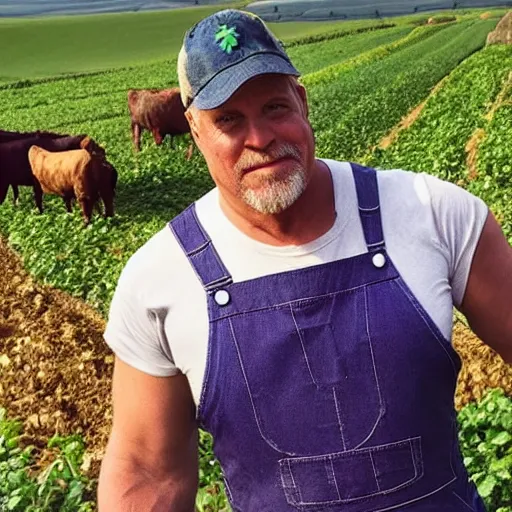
[
  {"xmin": 1, "ymin": 6, "xmax": 511, "ymax": 512},
  {"xmin": 0, "ymin": 7, "xmax": 393, "ymax": 83}
]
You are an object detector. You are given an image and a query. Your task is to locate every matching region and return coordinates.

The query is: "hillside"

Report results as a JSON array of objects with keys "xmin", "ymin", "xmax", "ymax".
[
  {"xmin": 0, "ymin": 0, "xmax": 233, "ymax": 17},
  {"xmin": 1, "ymin": 0, "xmax": 511, "ymax": 18},
  {"xmin": 246, "ymin": 0, "xmax": 512, "ymax": 21}
]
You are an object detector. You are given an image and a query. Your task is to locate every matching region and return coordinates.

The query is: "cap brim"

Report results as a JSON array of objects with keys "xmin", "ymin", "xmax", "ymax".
[{"xmin": 191, "ymin": 53, "xmax": 300, "ymax": 110}]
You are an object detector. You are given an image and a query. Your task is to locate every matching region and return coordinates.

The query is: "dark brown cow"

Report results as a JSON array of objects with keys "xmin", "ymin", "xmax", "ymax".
[
  {"xmin": 127, "ymin": 88, "xmax": 193, "ymax": 158},
  {"xmin": 0, "ymin": 129, "xmax": 66, "ymax": 143},
  {"xmin": 28, "ymin": 145, "xmax": 117, "ymax": 225},
  {"xmin": 0, "ymin": 134, "xmax": 106, "ymax": 210}
]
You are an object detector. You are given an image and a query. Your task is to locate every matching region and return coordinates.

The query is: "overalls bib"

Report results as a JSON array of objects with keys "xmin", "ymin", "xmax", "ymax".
[{"xmin": 170, "ymin": 163, "xmax": 486, "ymax": 512}]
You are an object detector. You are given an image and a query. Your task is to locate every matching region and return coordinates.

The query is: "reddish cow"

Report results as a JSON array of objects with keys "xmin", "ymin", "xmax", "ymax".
[
  {"xmin": 28, "ymin": 145, "xmax": 117, "ymax": 225},
  {"xmin": 127, "ymin": 88, "xmax": 193, "ymax": 158}
]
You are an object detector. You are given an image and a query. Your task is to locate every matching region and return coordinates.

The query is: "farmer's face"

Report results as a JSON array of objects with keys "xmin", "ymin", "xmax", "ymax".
[{"xmin": 187, "ymin": 74, "xmax": 315, "ymax": 215}]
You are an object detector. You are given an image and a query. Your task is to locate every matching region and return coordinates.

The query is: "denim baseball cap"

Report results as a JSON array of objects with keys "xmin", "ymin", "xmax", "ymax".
[{"xmin": 177, "ymin": 9, "xmax": 300, "ymax": 110}]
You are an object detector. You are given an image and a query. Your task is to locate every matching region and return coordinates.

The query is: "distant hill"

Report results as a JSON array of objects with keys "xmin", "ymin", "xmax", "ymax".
[
  {"xmin": 0, "ymin": 0, "xmax": 233, "ymax": 18},
  {"xmin": 246, "ymin": 0, "xmax": 512, "ymax": 21},
  {"xmin": 0, "ymin": 0, "xmax": 510, "ymax": 18}
]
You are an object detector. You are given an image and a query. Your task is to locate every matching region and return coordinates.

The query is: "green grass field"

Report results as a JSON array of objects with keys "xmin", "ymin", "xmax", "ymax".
[{"xmin": 0, "ymin": 7, "xmax": 384, "ymax": 82}]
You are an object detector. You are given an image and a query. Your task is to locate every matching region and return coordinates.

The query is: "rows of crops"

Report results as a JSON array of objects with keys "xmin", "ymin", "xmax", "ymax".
[
  {"xmin": 307, "ymin": 18, "xmax": 498, "ymax": 158},
  {"xmin": 367, "ymin": 42, "xmax": 512, "ymax": 242}
]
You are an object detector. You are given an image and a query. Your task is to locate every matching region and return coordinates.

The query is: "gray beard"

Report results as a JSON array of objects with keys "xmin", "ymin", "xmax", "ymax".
[{"xmin": 242, "ymin": 167, "xmax": 307, "ymax": 214}]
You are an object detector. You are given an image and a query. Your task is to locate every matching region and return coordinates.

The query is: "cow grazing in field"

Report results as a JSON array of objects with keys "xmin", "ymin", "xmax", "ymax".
[
  {"xmin": 0, "ymin": 133, "xmax": 106, "ymax": 209},
  {"xmin": 127, "ymin": 88, "xmax": 193, "ymax": 158},
  {"xmin": 0, "ymin": 129, "xmax": 67, "ymax": 143},
  {"xmin": 28, "ymin": 145, "xmax": 117, "ymax": 226}
]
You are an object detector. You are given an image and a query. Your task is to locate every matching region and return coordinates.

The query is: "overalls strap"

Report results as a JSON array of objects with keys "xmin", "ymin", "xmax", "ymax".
[
  {"xmin": 350, "ymin": 162, "xmax": 386, "ymax": 252},
  {"xmin": 169, "ymin": 203, "xmax": 233, "ymax": 292}
]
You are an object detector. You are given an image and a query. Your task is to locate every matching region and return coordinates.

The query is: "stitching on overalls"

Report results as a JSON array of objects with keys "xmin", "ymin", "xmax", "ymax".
[
  {"xmin": 328, "ymin": 456, "xmax": 341, "ymax": 501},
  {"xmin": 452, "ymin": 491, "xmax": 477, "ymax": 511},
  {"xmin": 290, "ymin": 304, "xmax": 318, "ymax": 386},
  {"xmin": 359, "ymin": 205, "xmax": 380, "ymax": 212},
  {"xmin": 332, "ymin": 388, "xmax": 347, "ymax": 451},
  {"xmin": 213, "ymin": 276, "xmax": 397, "ymax": 321},
  {"xmin": 352, "ymin": 287, "xmax": 385, "ymax": 450},
  {"xmin": 373, "ymin": 477, "xmax": 457, "ymax": 512},
  {"xmin": 186, "ymin": 239, "xmax": 209, "ymax": 256},
  {"xmin": 395, "ymin": 279, "xmax": 459, "ymax": 378},
  {"xmin": 197, "ymin": 300, "xmax": 215, "ymax": 422},
  {"xmin": 288, "ymin": 458, "xmax": 301, "ymax": 503},
  {"xmin": 369, "ymin": 451, "xmax": 380, "ymax": 492}
]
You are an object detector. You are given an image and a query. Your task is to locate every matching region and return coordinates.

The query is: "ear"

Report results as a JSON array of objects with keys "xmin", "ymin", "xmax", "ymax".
[
  {"xmin": 80, "ymin": 136, "xmax": 91, "ymax": 149},
  {"xmin": 185, "ymin": 108, "xmax": 200, "ymax": 142},
  {"xmin": 296, "ymin": 83, "xmax": 309, "ymax": 118}
]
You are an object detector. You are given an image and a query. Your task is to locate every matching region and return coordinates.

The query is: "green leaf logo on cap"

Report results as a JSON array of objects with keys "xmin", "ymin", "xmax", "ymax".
[{"xmin": 215, "ymin": 24, "xmax": 240, "ymax": 54}]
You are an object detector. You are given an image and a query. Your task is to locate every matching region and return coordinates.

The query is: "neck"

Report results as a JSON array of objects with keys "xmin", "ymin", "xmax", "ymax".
[{"xmin": 219, "ymin": 159, "xmax": 336, "ymax": 246}]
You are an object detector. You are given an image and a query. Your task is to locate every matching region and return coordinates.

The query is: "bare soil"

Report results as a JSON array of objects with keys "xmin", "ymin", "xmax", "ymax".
[
  {"xmin": 0, "ymin": 236, "xmax": 113, "ymax": 475},
  {"xmin": 0, "ymin": 236, "xmax": 511, "ymax": 479}
]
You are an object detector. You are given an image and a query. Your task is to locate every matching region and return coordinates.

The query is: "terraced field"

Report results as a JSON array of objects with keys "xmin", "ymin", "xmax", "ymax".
[{"xmin": 1, "ymin": 8, "xmax": 511, "ymax": 512}]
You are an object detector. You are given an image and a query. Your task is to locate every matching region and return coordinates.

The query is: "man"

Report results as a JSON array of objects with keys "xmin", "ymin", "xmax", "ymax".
[{"xmin": 98, "ymin": 9, "xmax": 512, "ymax": 512}]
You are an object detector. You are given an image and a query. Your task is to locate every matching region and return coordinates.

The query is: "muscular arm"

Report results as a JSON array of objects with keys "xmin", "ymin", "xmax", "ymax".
[
  {"xmin": 98, "ymin": 357, "xmax": 198, "ymax": 512},
  {"xmin": 459, "ymin": 211, "xmax": 512, "ymax": 364}
]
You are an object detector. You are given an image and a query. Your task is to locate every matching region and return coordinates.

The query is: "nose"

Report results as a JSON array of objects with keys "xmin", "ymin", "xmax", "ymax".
[{"xmin": 244, "ymin": 117, "xmax": 275, "ymax": 151}]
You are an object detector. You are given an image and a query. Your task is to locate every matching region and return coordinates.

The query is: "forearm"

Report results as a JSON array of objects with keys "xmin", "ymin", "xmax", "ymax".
[{"xmin": 98, "ymin": 452, "xmax": 197, "ymax": 512}]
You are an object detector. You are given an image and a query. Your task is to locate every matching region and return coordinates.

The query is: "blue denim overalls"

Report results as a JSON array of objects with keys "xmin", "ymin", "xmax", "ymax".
[{"xmin": 170, "ymin": 163, "xmax": 486, "ymax": 511}]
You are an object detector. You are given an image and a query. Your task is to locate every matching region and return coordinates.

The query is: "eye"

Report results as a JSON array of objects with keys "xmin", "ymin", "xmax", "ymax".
[
  {"xmin": 215, "ymin": 113, "xmax": 238, "ymax": 126},
  {"xmin": 267, "ymin": 103, "xmax": 286, "ymax": 112}
]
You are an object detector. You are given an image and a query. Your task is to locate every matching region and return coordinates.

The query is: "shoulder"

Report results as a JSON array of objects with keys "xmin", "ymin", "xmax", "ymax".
[
  {"xmin": 375, "ymin": 167, "xmax": 487, "ymax": 219},
  {"xmin": 119, "ymin": 189, "xmax": 219, "ymax": 291}
]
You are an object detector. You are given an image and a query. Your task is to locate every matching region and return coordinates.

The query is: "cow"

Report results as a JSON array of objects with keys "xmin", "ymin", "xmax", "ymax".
[
  {"xmin": 0, "ymin": 134, "xmax": 105, "ymax": 209},
  {"xmin": 127, "ymin": 88, "xmax": 193, "ymax": 158},
  {"xmin": 0, "ymin": 129, "xmax": 65, "ymax": 143},
  {"xmin": 28, "ymin": 145, "xmax": 117, "ymax": 226}
]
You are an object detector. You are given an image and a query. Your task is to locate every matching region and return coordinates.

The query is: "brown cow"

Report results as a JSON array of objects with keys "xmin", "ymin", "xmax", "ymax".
[
  {"xmin": 28, "ymin": 145, "xmax": 117, "ymax": 225},
  {"xmin": 127, "ymin": 88, "xmax": 193, "ymax": 158}
]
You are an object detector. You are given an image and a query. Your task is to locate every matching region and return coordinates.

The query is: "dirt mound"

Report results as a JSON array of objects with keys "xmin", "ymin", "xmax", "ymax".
[
  {"xmin": 487, "ymin": 10, "xmax": 512, "ymax": 45},
  {"xmin": 0, "ymin": 236, "xmax": 114, "ymax": 474},
  {"xmin": 480, "ymin": 12, "xmax": 493, "ymax": 20},
  {"xmin": 453, "ymin": 320, "xmax": 512, "ymax": 409},
  {"xmin": 1, "ymin": 236, "xmax": 511, "ymax": 480},
  {"xmin": 427, "ymin": 15, "xmax": 456, "ymax": 25}
]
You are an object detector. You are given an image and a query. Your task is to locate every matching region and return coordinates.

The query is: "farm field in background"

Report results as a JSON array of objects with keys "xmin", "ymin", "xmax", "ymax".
[
  {"xmin": 1, "ymin": 4, "xmax": 509, "ymax": 83},
  {"xmin": 1, "ymin": 7, "xmax": 512, "ymax": 512},
  {"xmin": 0, "ymin": 7, "xmax": 394, "ymax": 83}
]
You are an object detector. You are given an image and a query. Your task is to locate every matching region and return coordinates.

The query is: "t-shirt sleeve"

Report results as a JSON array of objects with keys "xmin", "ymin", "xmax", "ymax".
[
  {"xmin": 104, "ymin": 260, "xmax": 180, "ymax": 377},
  {"xmin": 422, "ymin": 173, "xmax": 489, "ymax": 308}
]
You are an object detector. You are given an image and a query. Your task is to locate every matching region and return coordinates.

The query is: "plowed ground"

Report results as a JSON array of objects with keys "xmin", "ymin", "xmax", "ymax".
[{"xmin": 0, "ymin": 235, "xmax": 511, "ymax": 478}]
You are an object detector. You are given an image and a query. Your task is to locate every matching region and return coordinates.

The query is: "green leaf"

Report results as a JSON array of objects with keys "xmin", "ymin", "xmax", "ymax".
[
  {"xmin": 491, "ymin": 431, "xmax": 512, "ymax": 447},
  {"xmin": 7, "ymin": 495, "xmax": 22, "ymax": 510},
  {"xmin": 478, "ymin": 474, "xmax": 497, "ymax": 498}
]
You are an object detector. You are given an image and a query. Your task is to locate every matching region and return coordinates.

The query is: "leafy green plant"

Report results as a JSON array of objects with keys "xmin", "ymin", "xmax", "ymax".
[
  {"xmin": 0, "ymin": 408, "xmax": 95, "ymax": 511},
  {"xmin": 197, "ymin": 430, "xmax": 229, "ymax": 512},
  {"xmin": 458, "ymin": 389, "xmax": 512, "ymax": 512}
]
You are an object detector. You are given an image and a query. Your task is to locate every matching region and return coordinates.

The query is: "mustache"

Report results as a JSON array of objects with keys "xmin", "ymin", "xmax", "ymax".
[{"xmin": 234, "ymin": 143, "xmax": 302, "ymax": 175}]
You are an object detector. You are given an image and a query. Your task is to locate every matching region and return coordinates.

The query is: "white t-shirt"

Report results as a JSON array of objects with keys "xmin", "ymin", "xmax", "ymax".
[{"xmin": 104, "ymin": 160, "xmax": 488, "ymax": 406}]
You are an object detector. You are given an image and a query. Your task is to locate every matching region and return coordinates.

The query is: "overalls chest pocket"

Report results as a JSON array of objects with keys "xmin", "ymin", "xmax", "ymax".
[{"xmin": 228, "ymin": 286, "xmax": 384, "ymax": 457}]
